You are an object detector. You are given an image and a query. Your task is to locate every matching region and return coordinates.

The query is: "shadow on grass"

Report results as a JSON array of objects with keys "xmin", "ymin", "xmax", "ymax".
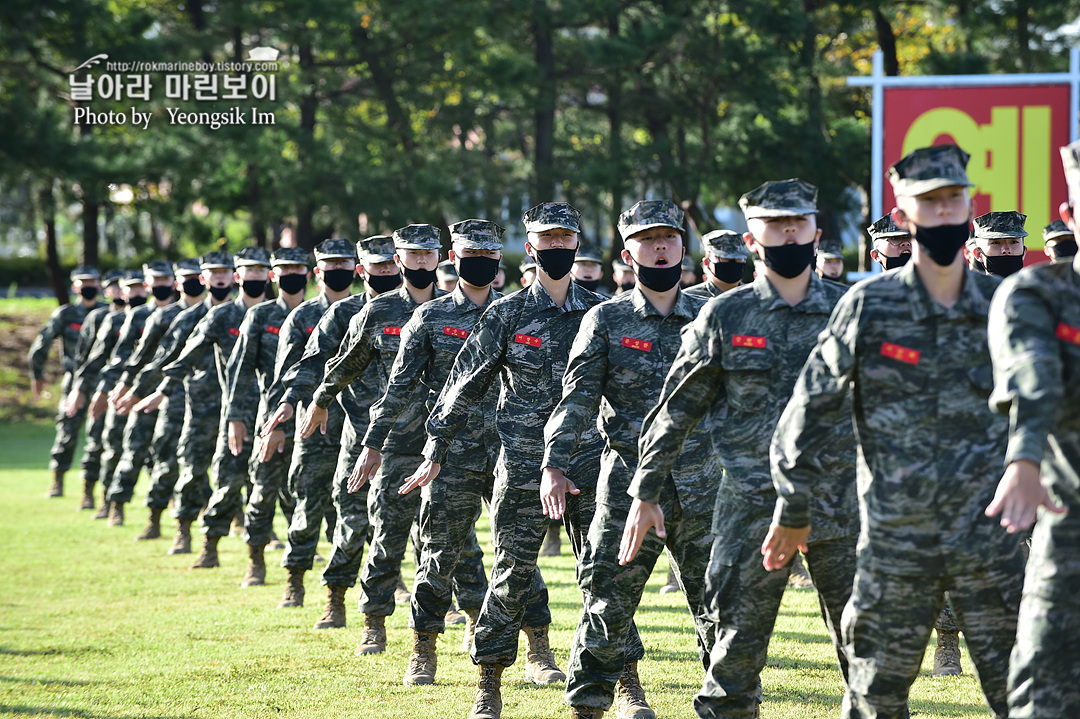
[
  {"xmin": 0, "ymin": 675, "xmax": 95, "ymax": 687},
  {"xmin": 0, "ymin": 646, "xmax": 107, "ymax": 658},
  {"xmin": 771, "ymin": 629, "xmax": 836, "ymax": 646},
  {"xmin": 0, "ymin": 707, "xmax": 193, "ymax": 719}
]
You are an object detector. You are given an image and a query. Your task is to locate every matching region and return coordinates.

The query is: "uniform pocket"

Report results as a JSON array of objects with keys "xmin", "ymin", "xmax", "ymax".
[{"xmin": 720, "ymin": 347, "xmax": 777, "ymax": 412}]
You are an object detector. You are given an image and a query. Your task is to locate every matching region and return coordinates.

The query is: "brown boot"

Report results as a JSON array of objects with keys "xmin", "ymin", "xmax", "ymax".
[
  {"xmin": 444, "ymin": 608, "xmax": 466, "ymax": 626},
  {"xmin": 570, "ymin": 707, "xmax": 606, "ymax": 719},
  {"xmin": 540, "ymin": 521, "xmax": 562, "ymax": 557},
  {"xmin": 168, "ymin": 520, "xmax": 192, "ymax": 555},
  {"xmin": 615, "ymin": 660, "xmax": 655, "ymax": 718},
  {"xmin": 394, "ymin": 574, "xmax": 411, "ymax": 604},
  {"xmin": 91, "ymin": 500, "xmax": 112, "ymax": 521},
  {"xmin": 467, "ymin": 664, "xmax": 504, "ymax": 719},
  {"xmin": 278, "ymin": 567, "xmax": 306, "ymax": 608},
  {"xmin": 462, "ymin": 608, "xmax": 480, "ymax": 653},
  {"xmin": 402, "ymin": 630, "xmax": 438, "ymax": 685},
  {"xmin": 107, "ymin": 502, "xmax": 125, "ymax": 527},
  {"xmin": 240, "ymin": 544, "xmax": 266, "ymax": 587},
  {"xmin": 135, "ymin": 508, "xmax": 163, "ymax": 541},
  {"xmin": 46, "ymin": 470, "xmax": 64, "ymax": 498},
  {"xmin": 933, "ymin": 629, "xmax": 963, "ymax": 676},
  {"xmin": 79, "ymin": 480, "xmax": 95, "ymax": 510},
  {"xmin": 788, "ymin": 553, "xmax": 814, "ymax": 589},
  {"xmin": 312, "ymin": 586, "xmax": 347, "ymax": 629},
  {"xmin": 355, "ymin": 614, "xmax": 386, "ymax": 655},
  {"xmin": 658, "ymin": 565, "xmax": 680, "ymax": 594},
  {"xmin": 522, "ymin": 624, "xmax": 566, "ymax": 685},
  {"xmin": 190, "ymin": 536, "xmax": 220, "ymax": 569}
]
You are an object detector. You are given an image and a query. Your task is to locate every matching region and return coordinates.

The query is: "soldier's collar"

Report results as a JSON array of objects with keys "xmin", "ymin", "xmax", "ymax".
[
  {"xmin": 752, "ymin": 271, "xmax": 832, "ymax": 313},
  {"xmin": 275, "ymin": 295, "xmax": 290, "ymax": 312},
  {"xmin": 529, "ymin": 278, "xmax": 593, "ymax": 313},
  {"xmin": 898, "ymin": 261, "xmax": 992, "ymax": 320},
  {"xmin": 450, "ymin": 284, "xmax": 496, "ymax": 311},
  {"xmin": 630, "ymin": 286, "xmax": 698, "ymax": 320}
]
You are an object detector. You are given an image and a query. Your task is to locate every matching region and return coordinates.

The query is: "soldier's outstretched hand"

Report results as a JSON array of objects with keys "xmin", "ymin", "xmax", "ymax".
[
  {"xmin": 761, "ymin": 522, "xmax": 810, "ymax": 571},
  {"xmin": 986, "ymin": 459, "xmax": 1066, "ymax": 533},
  {"xmin": 258, "ymin": 429, "xmax": 285, "ymax": 462},
  {"xmin": 619, "ymin": 498, "xmax": 665, "ymax": 565},
  {"xmin": 349, "ymin": 447, "xmax": 381, "ymax": 493},
  {"xmin": 260, "ymin": 402, "xmax": 292, "ymax": 437},
  {"xmin": 299, "ymin": 404, "xmax": 328, "ymax": 439},
  {"xmin": 88, "ymin": 391, "xmax": 108, "ymax": 422},
  {"xmin": 540, "ymin": 467, "xmax": 579, "ymax": 520},
  {"xmin": 227, "ymin": 420, "xmax": 249, "ymax": 456},
  {"xmin": 114, "ymin": 389, "xmax": 140, "ymax": 416},
  {"xmin": 133, "ymin": 391, "xmax": 165, "ymax": 414},
  {"xmin": 397, "ymin": 459, "xmax": 441, "ymax": 496},
  {"xmin": 31, "ymin": 377, "xmax": 45, "ymax": 399},
  {"xmin": 64, "ymin": 389, "xmax": 86, "ymax": 418}
]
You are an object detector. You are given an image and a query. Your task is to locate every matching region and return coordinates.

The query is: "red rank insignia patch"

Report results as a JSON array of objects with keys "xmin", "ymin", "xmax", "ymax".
[
  {"xmin": 1056, "ymin": 322, "xmax": 1080, "ymax": 346},
  {"xmin": 880, "ymin": 341, "xmax": 921, "ymax": 365},
  {"xmin": 228, "ymin": 327, "xmax": 240, "ymax": 337},
  {"xmin": 304, "ymin": 326, "xmax": 315, "ymax": 334},
  {"xmin": 383, "ymin": 326, "xmax": 402, "ymax": 336},
  {"xmin": 443, "ymin": 326, "xmax": 468, "ymax": 339},
  {"xmin": 266, "ymin": 325, "xmax": 280, "ymax": 335},
  {"xmin": 514, "ymin": 333, "xmax": 542, "ymax": 347},
  {"xmin": 69, "ymin": 323, "xmax": 83, "ymax": 331},
  {"xmin": 731, "ymin": 335, "xmax": 767, "ymax": 348},
  {"xmin": 621, "ymin": 337, "xmax": 652, "ymax": 352}
]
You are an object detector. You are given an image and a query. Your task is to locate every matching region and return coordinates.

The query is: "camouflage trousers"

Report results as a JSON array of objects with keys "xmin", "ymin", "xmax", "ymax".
[
  {"xmin": 695, "ymin": 532, "xmax": 857, "ymax": 719},
  {"xmin": 567, "ymin": 487, "xmax": 714, "ymax": 710},
  {"xmin": 243, "ymin": 423, "xmax": 293, "ymax": 547},
  {"xmin": 1008, "ymin": 503, "xmax": 1080, "ymax": 719},
  {"xmin": 408, "ymin": 465, "xmax": 493, "ymax": 633},
  {"xmin": 49, "ymin": 373, "xmax": 87, "ymax": 473},
  {"xmin": 141, "ymin": 394, "xmax": 184, "ymax": 509},
  {"xmin": 320, "ymin": 418, "xmax": 369, "ymax": 587},
  {"xmin": 105, "ymin": 403, "xmax": 159, "ymax": 504},
  {"xmin": 280, "ymin": 401, "xmax": 342, "ymax": 570},
  {"xmin": 200, "ymin": 416, "xmax": 255, "ymax": 538},
  {"xmin": 842, "ymin": 550, "xmax": 1025, "ymax": 719},
  {"xmin": 79, "ymin": 399, "xmax": 107, "ymax": 485},
  {"xmin": 170, "ymin": 393, "xmax": 221, "ymax": 522},
  {"xmin": 96, "ymin": 404, "xmax": 132, "ymax": 499}
]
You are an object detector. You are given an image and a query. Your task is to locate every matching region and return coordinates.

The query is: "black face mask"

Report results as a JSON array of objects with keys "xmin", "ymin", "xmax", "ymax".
[
  {"xmin": 984, "ymin": 254, "xmax": 1025, "ymax": 278},
  {"xmin": 80, "ymin": 286, "xmax": 99, "ymax": 300},
  {"xmin": 618, "ymin": 280, "xmax": 636, "ymax": 291},
  {"xmin": 402, "ymin": 266, "xmax": 437, "ymax": 290},
  {"xmin": 241, "ymin": 279, "xmax": 267, "ymax": 298},
  {"xmin": 883, "ymin": 253, "xmax": 911, "ymax": 270},
  {"xmin": 151, "ymin": 285, "xmax": 174, "ymax": 301},
  {"xmin": 112, "ymin": 298, "xmax": 127, "ymax": 308},
  {"xmin": 277, "ymin": 273, "xmax": 308, "ymax": 296},
  {"xmin": 365, "ymin": 273, "xmax": 402, "ymax": 294},
  {"xmin": 913, "ymin": 222, "xmax": 969, "ymax": 266},
  {"xmin": 574, "ymin": 278, "xmax": 601, "ymax": 292},
  {"xmin": 1053, "ymin": 239, "xmax": 1079, "ymax": 258},
  {"xmin": 711, "ymin": 261, "xmax": 745, "ymax": 284},
  {"xmin": 209, "ymin": 285, "xmax": 232, "ymax": 301},
  {"xmin": 531, "ymin": 246, "xmax": 576, "ymax": 280},
  {"xmin": 322, "ymin": 268, "xmax": 355, "ymax": 293},
  {"xmin": 127, "ymin": 295, "xmax": 147, "ymax": 307},
  {"xmin": 762, "ymin": 243, "xmax": 815, "ymax": 278},
  {"xmin": 631, "ymin": 255, "xmax": 683, "ymax": 292},
  {"xmin": 182, "ymin": 278, "xmax": 205, "ymax": 297},
  {"xmin": 457, "ymin": 256, "xmax": 501, "ymax": 288}
]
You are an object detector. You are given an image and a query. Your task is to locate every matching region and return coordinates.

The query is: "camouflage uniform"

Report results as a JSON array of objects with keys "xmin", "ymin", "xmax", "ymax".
[
  {"xmin": 425, "ymin": 204, "xmax": 605, "ymax": 666},
  {"xmin": 1043, "ymin": 220, "xmax": 1078, "ymax": 262},
  {"xmin": 987, "ymin": 141, "xmax": 1080, "ymax": 719},
  {"xmin": 71, "ymin": 291, "xmax": 124, "ymax": 490},
  {"xmin": 867, "ymin": 215, "xmax": 912, "ymax": 272},
  {"xmin": 972, "ymin": 211, "xmax": 1028, "ymax": 279},
  {"xmin": 633, "ymin": 181, "xmax": 860, "ymax": 719},
  {"xmin": 686, "ymin": 229, "xmax": 748, "ymax": 299}
]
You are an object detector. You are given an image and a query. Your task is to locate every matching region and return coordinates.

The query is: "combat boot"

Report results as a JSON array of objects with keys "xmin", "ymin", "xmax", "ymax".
[
  {"xmin": 312, "ymin": 586, "xmax": 347, "ymax": 629},
  {"xmin": 240, "ymin": 544, "xmax": 266, "ymax": 587},
  {"xmin": 91, "ymin": 500, "xmax": 112, "ymax": 521},
  {"xmin": 355, "ymin": 614, "xmax": 386, "ymax": 655},
  {"xmin": 615, "ymin": 661, "xmax": 655, "ymax": 719},
  {"xmin": 107, "ymin": 501, "xmax": 125, "ymax": 527},
  {"xmin": 932, "ymin": 629, "xmax": 962, "ymax": 676},
  {"xmin": 467, "ymin": 664, "xmax": 504, "ymax": 719},
  {"xmin": 190, "ymin": 536, "xmax": 220, "ymax": 569},
  {"xmin": 135, "ymin": 508, "xmax": 163, "ymax": 541},
  {"xmin": 522, "ymin": 624, "xmax": 566, "ymax": 685},
  {"xmin": 540, "ymin": 521, "xmax": 562, "ymax": 557},
  {"xmin": 278, "ymin": 567, "xmax": 305, "ymax": 608},
  {"xmin": 570, "ymin": 707, "xmax": 606, "ymax": 719},
  {"xmin": 168, "ymin": 520, "xmax": 192, "ymax": 555},
  {"xmin": 445, "ymin": 608, "xmax": 466, "ymax": 626},
  {"xmin": 79, "ymin": 479, "xmax": 95, "ymax": 510},
  {"xmin": 461, "ymin": 608, "xmax": 480, "ymax": 653},
  {"xmin": 788, "ymin": 553, "xmax": 814, "ymax": 589},
  {"xmin": 402, "ymin": 630, "xmax": 438, "ymax": 685},
  {"xmin": 395, "ymin": 574, "xmax": 411, "ymax": 604},
  {"xmin": 659, "ymin": 566, "xmax": 680, "ymax": 594},
  {"xmin": 46, "ymin": 470, "xmax": 64, "ymax": 498}
]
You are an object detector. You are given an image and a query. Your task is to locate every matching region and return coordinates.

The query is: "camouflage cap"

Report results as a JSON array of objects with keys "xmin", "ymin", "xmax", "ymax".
[
  {"xmin": 739, "ymin": 179, "xmax": 818, "ymax": 219},
  {"xmin": 888, "ymin": 144, "xmax": 972, "ymax": 197},
  {"xmin": 1061, "ymin": 140, "xmax": 1080, "ymax": 205},
  {"xmin": 449, "ymin": 219, "xmax": 506, "ymax": 251},
  {"xmin": 867, "ymin": 214, "xmax": 910, "ymax": 241},
  {"xmin": 70, "ymin": 265, "xmax": 100, "ymax": 282},
  {"xmin": 102, "ymin": 269, "xmax": 126, "ymax": 286},
  {"xmin": 612, "ymin": 258, "xmax": 631, "ymax": 273},
  {"xmin": 818, "ymin": 237, "xmax": 844, "ymax": 259},
  {"xmin": 314, "ymin": 238, "xmax": 358, "ymax": 262},
  {"xmin": 519, "ymin": 257, "xmax": 537, "ymax": 273},
  {"xmin": 392, "ymin": 224, "xmax": 442, "ymax": 251},
  {"xmin": 680, "ymin": 255, "xmax": 696, "ymax": 271},
  {"xmin": 436, "ymin": 260, "xmax": 458, "ymax": 282},
  {"xmin": 574, "ymin": 245, "xmax": 603, "ymax": 264},
  {"xmin": 174, "ymin": 258, "xmax": 202, "ymax": 276},
  {"xmin": 522, "ymin": 202, "xmax": 582, "ymax": 233},
  {"xmin": 701, "ymin": 229, "xmax": 748, "ymax": 261},
  {"xmin": 618, "ymin": 200, "xmax": 684, "ymax": 240},
  {"xmin": 973, "ymin": 211, "xmax": 1028, "ymax": 240},
  {"xmin": 357, "ymin": 235, "xmax": 395, "ymax": 264},
  {"xmin": 120, "ymin": 270, "xmax": 145, "ymax": 286},
  {"xmin": 1043, "ymin": 220, "xmax": 1072, "ymax": 243},
  {"xmin": 270, "ymin": 247, "xmax": 312, "ymax": 267},
  {"xmin": 142, "ymin": 260, "xmax": 175, "ymax": 278},
  {"xmin": 234, "ymin": 247, "xmax": 271, "ymax": 268},
  {"xmin": 199, "ymin": 251, "xmax": 234, "ymax": 270}
]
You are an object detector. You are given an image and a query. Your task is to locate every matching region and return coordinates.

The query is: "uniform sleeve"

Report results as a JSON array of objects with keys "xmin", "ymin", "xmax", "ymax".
[
  {"xmin": 423, "ymin": 307, "xmax": 508, "ymax": 465},
  {"xmin": 72, "ymin": 315, "xmax": 115, "ymax": 395},
  {"xmin": 631, "ymin": 309, "xmax": 724, "ymax": 505},
  {"xmin": 73, "ymin": 311, "xmax": 100, "ymax": 369},
  {"xmin": 283, "ymin": 307, "xmax": 350, "ymax": 409},
  {"xmin": 224, "ymin": 311, "xmax": 261, "ymax": 422},
  {"xmin": 131, "ymin": 318, "xmax": 187, "ymax": 398},
  {"xmin": 120, "ymin": 312, "xmax": 165, "ymax": 387},
  {"xmin": 28, "ymin": 306, "xmax": 65, "ymax": 379},
  {"xmin": 542, "ymin": 307, "xmax": 608, "ymax": 473},
  {"xmin": 311, "ymin": 308, "xmax": 376, "ymax": 410},
  {"xmin": 158, "ymin": 312, "xmax": 217, "ymax": 396},
  {"xmin": 770, "ymin": 291, "xmax": 860, "ymax": 529},
  {"xmin": 988, "ymin": 275, "xmax": 1064, "ymax": 466},
  {"xmin": 362, "ymin": 311, "xmax": 431, "ymax": 451}
]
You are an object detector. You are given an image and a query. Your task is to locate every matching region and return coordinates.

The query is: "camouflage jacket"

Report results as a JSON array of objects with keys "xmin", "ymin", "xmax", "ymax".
[
  {"xmin": 28, "ymin": 300, "xmax": 103, "ymax": 378},
  {"xmin": 97, "ymin": 304, "xmax": 157, "ymax": 394},
  {"xmin": 314, "ymin": 286, "xmax": 446, "ymax": 455},
  {"xmin": 363, "ymin": 286, "xmax": 500, "ymax": 472},
  {"xmin": 425, "ymin": 281, "xmax": 605, "ymax": 489},
  {"xmin": 635, "ymin": 272, "xmax": 857, "ymax": 543},
  {"xmin": 131, "ymin": 296, "xmax": 216, "ymax": 399},
  {"xmin": 684, "ymin": 280, "xmax": 725, "ymax": 299},
  {"xmin": 772, "ymin": 263, "xmax": 1018, "ymax": 575},
  {"xmin": 117, "ymin": 301, "xmax": 188, "ymax": 388},
  {"xmin": 266, "ymin": 293, "xmax": 334, "ymax": 423},
  {"xmin": 224, "ymin": 296, "xmax": 292, "ymax": 424},
  {"xmin": 73, "ymin": 305, "xmax": 113, "ymax": 369},
  {"xmin": 544, "ymin": 288, "xmax": 719, "ymax": 514},
  {"xmin": 989, "ymin": 255, "xmax": 1080, "ymax": 512},
  {"xmin": 71, "ymin": 307, "xmax": 125, "ymax": 395}
]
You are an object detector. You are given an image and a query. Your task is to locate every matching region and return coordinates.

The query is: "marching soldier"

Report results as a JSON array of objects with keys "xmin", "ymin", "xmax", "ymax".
[
  {"xmin": 815, "ymin": 237, "xmax": 845, "ymax": 282},
  {"xmin": 1041, "ymin": 220, "xmax": 1077, "ymax": 262},
  {"xmin": 971, "ymin": 211, "xmax": 1028, "ymax": 279},
  {"xmin": 866, "ymin": 215, "xmax": 912, "ymax": 271},
  {"xmin": 685, "ymin": 229, "xmax": 748, "ymax": 298}
]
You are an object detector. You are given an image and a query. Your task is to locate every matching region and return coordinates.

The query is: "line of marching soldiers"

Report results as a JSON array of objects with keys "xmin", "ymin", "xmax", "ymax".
[{"xmin": 29, "ymin": 140, "xmax": 1080, "ymax": 719}]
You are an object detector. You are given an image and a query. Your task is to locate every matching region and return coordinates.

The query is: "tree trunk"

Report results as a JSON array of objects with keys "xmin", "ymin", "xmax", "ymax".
[
  {"xmin": 296, "ymin": 41, "xmax": 316, "ymax": 251},
  {"xmin": 872, "ymin": 7, "xmax": 899, "ymax": 76},
  {"xmin": 82, "ymin": 198, "xmax": 99, "ymax": 267},
  {"xmin": 247, "ymin": 162, "xmax": 267, "ymax": 248},
  {"xmin": 531, "ymin": 0, "xmax": 555, "ymax": 203},
  {"xmin": 40, "ymin": 182, "xmax": 67, "ymax": 305}
]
